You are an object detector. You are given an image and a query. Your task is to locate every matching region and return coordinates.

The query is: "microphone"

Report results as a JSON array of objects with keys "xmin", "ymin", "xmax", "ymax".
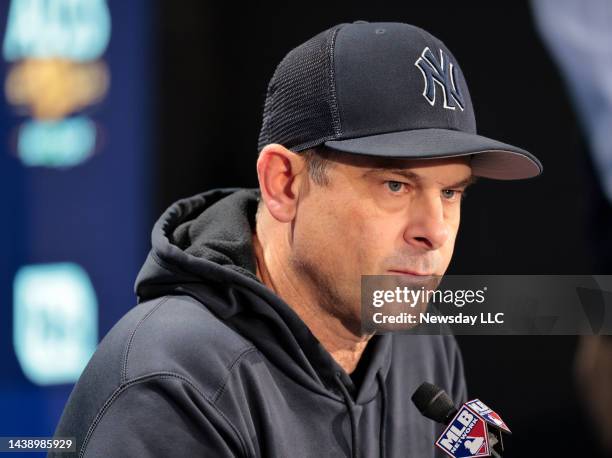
[
  {"xmin": 411, "ymin": 382, "xmax": 458, "ymax": 425},
  {"xmin": 411, "ymin": 382, "xmax": 508, "ymax": 458}
]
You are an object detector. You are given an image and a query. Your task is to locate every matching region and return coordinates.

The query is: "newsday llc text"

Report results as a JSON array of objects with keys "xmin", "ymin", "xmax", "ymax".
[{"xmin": 361, "ymin": 275, "xmax": 612, "ymax": 335}]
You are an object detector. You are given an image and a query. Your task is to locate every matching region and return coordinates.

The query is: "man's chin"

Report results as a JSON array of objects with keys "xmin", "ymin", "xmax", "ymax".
[{"xmin": 379, "ymin": 271, "xmax": 442, "ymax": 290}]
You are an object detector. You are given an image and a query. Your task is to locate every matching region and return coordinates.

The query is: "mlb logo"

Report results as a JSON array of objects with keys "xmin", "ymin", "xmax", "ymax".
[
  {"xmin": 463, "ymin": 433, "xmax": 487, "ymax": 456},
  {"xmin": 465, "ymin": 399, "xmax": 511, "ymax": 434},
  {"xmin": 435, "ymin": 405, "xmax": 490, "ymax": 458}
]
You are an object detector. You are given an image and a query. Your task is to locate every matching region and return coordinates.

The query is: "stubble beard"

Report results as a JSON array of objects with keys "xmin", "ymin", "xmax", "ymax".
[{"xmin": 288, "ymin": 250, "xmax": 364, "ymax": 337}]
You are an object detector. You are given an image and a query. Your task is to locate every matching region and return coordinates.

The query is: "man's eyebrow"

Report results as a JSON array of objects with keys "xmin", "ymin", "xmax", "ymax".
[
  {"xmin": 364, "ymin": 168, "xmax": 423, "ymax": 182},
  {"xmin": 448, "ymin": 175, "xmax": 478, "ymax": 189},
  {"xmin": 364, "ymin": 168, "xmax": 478, "ymax": 188}
]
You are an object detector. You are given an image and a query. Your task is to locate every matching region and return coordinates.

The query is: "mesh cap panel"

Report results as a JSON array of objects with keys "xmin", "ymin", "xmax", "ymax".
[{"xmin": 257, "ymin": 25, "xmax": 344, "ymax": 152}]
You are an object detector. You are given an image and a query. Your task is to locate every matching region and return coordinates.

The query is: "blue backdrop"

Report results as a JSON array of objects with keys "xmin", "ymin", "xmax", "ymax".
[{"xmin": 0, "ymin": 0, "xmax": 154, "ymax": 450}]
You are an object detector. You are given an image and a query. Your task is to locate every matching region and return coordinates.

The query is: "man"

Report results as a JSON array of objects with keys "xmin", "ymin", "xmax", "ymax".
[{"xmin": 51, "ymin": 21, "xmax": 541, "ymax": 457}]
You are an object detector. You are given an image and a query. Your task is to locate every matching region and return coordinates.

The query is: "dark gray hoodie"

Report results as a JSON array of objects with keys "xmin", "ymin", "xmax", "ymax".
[{"xmin": 51, "ymin": 188, "xmax": 467, "ymax": 458}]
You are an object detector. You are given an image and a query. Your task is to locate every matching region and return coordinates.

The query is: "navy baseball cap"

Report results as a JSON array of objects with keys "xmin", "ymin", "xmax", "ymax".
[{"xmin": 258, "ymin": 21, "xmax": 542, "ymax": 180}]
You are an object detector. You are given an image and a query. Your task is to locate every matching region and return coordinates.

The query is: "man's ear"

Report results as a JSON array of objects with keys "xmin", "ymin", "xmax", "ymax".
[{"xmin": 256, "ymin": 144, "xmax": 306, "ymax": 223}]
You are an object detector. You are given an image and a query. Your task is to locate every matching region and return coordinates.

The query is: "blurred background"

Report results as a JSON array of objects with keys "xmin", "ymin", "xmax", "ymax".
[{"xmin": 1, "ymin": 1, "xmax": 611, "ymax": 456}]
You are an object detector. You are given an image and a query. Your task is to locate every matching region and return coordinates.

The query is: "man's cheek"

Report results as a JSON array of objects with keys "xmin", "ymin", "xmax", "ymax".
[{"xmin": 438, "ymin": 240, "xmax": 457, "ymax": 273}]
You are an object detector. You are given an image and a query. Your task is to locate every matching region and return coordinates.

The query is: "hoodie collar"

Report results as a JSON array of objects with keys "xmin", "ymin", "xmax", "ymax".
[{"xmin": 135, "ymin": 187, "xmax": 392, "ymax": 403}]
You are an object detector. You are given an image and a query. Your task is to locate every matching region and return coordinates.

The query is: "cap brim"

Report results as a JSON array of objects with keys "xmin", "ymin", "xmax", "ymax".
[{"xmin": 324, "ymin": 128, "xmax": 542, "ymax": 180}]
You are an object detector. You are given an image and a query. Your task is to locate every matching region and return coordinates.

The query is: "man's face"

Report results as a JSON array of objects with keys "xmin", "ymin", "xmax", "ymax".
[{"xmin": 289, "ymin": 152, "xmax": 473, "ymax": 334}]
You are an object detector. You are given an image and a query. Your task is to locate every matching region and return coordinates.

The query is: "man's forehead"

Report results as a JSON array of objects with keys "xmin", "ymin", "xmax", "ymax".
[
  {"xmin": 324, "ymin": 149, "xmax": 471, "ymax": 170},
  {"xmin": 329, "ymin": 151, "xmax": 472, "ymax": 180}
]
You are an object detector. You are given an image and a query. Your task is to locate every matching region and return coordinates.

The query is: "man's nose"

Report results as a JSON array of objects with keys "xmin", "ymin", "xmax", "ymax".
[{"xmin": 403, "ymin": 194, "xmax": 450, "ymax": 251}]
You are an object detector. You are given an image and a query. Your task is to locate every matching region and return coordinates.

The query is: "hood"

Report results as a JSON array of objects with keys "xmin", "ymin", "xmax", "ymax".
[{"xmin": 134, "ymin": 188, "xmax": 392, "ymax": 405}]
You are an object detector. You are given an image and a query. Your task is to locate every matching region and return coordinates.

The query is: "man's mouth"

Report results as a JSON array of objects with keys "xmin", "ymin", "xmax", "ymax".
[{"xmin": 387, "ymin": 269, "xmax": 434, "ymax": 277}]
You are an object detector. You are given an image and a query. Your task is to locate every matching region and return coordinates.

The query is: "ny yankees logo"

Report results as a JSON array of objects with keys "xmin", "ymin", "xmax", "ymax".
[{"xmin": 415, "ymin": 47, "xmax": 465, "ymax": 111}]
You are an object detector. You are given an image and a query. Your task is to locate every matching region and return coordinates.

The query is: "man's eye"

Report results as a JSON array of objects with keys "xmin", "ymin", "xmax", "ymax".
[
  {"xmin": 386, "ymin": 181, "xmax": 404, "ymax": 193},
  {"xmin": 442, "ymin": 189, "xmax": 461, "ymax": 200}
]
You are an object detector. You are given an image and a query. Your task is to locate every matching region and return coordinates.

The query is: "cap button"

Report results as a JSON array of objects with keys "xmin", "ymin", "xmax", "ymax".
[{"xmin": 353, "ymin": 20, "xmax": 369, "ymax": 24}]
